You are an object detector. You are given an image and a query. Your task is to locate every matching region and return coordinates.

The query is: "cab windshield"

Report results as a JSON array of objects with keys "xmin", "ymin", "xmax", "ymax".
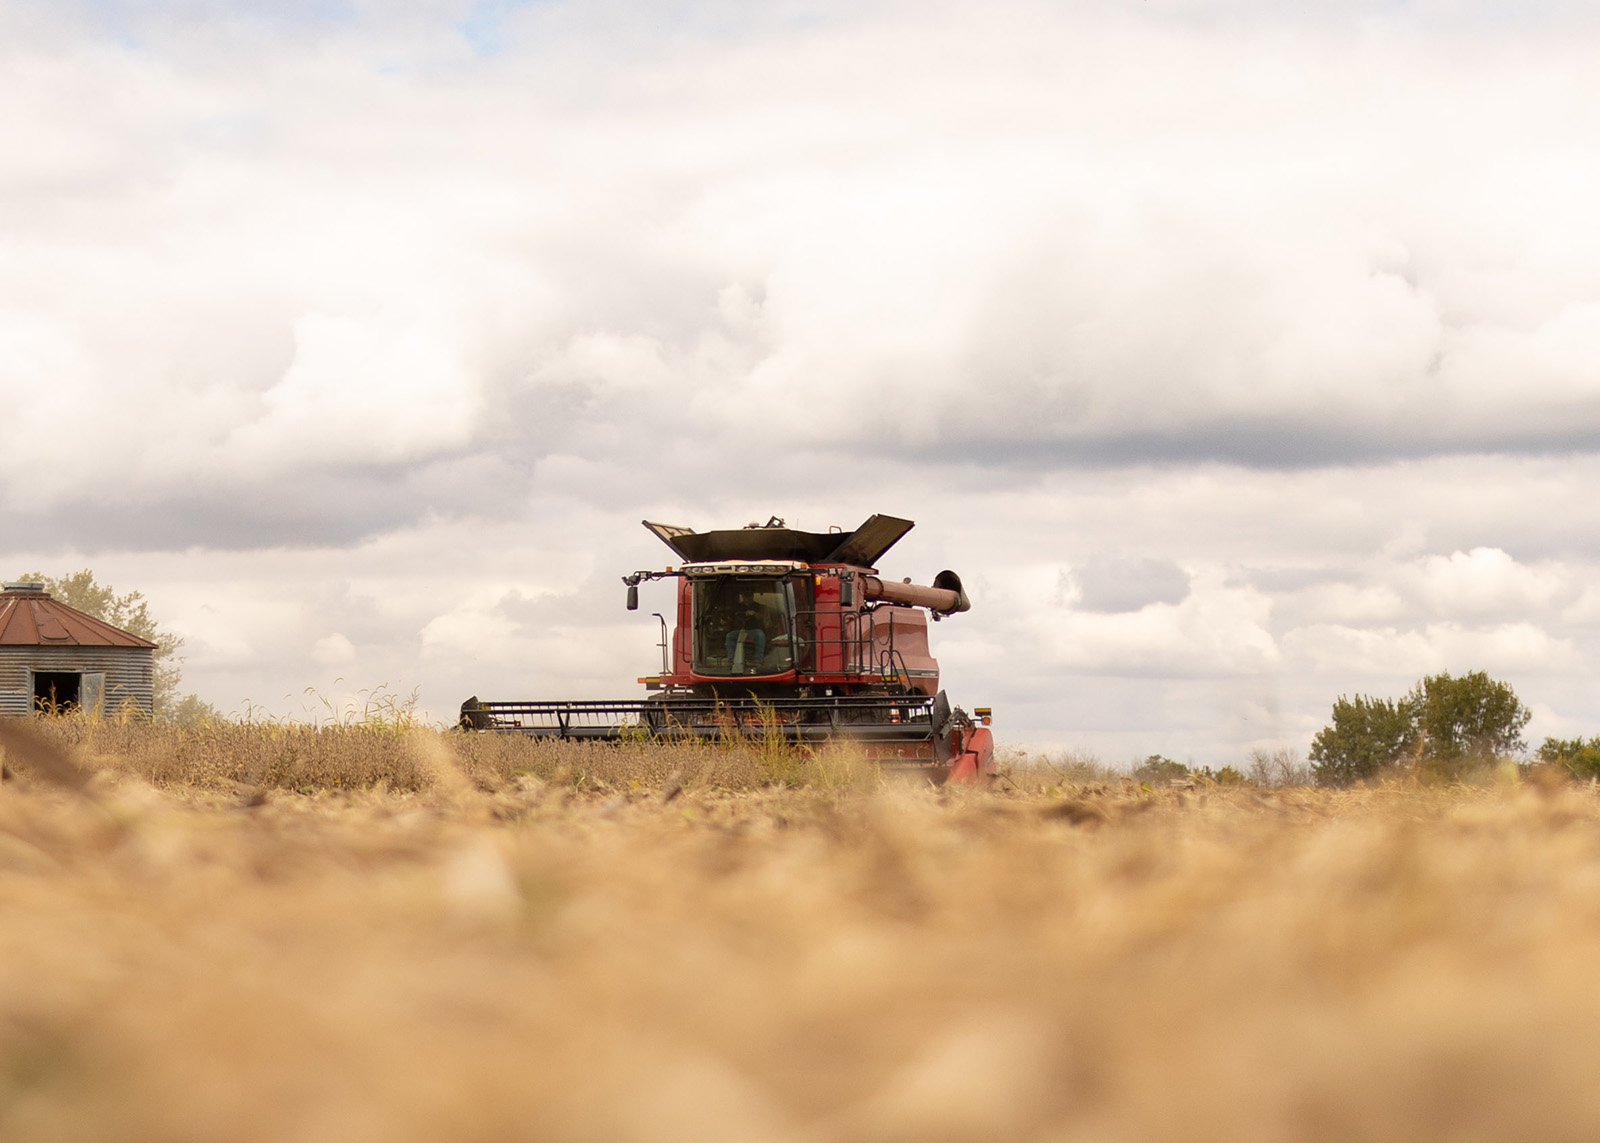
[{"xmin": 692, "ymin": 576, "xmax": 809, "ymax": 676}]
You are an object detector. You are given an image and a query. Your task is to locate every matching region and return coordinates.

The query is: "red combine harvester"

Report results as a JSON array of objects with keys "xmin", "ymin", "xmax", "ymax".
[{"xmin": 460, "ymin": 514, "xmax": 996, "ymax": 783}]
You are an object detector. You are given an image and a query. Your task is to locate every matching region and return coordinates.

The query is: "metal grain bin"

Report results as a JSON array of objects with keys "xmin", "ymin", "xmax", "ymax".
[{"xmin": 0, "ymin": 582, "xmax": 157, "ymax": 716}]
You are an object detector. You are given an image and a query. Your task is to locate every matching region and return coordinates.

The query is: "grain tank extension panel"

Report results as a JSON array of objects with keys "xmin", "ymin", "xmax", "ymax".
[{"xmin": 643, "ymin": 514, "xmax": 914, "ymax": 568}]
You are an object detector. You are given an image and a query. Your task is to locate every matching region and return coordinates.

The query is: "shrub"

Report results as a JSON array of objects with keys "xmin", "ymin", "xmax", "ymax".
[{"xmin": 1538, "ymin": 736, "xmax": 1600, "ymax": 781}]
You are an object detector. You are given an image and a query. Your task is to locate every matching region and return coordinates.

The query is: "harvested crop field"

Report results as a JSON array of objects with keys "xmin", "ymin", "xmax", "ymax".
[{"xmin": 4, "ymin": 720, "xmax": 1600, "ymax": 1142}]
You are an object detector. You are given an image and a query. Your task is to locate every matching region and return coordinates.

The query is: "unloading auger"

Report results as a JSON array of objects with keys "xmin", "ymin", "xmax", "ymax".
[{"xmin": 459, "ymin": 514, "xmax": 995, "ymax": 783}]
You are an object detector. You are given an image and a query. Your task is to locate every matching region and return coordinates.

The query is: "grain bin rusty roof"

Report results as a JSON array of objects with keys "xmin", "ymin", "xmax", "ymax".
[{"xmin": 0, "ymin": 583, "xmax": 159, "ymax": 648}]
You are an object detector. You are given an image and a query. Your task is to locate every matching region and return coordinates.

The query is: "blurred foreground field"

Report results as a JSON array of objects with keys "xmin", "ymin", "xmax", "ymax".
[{"xmin": 4, "ymin": 720, "xmax": 1600, "ymax": 1142}]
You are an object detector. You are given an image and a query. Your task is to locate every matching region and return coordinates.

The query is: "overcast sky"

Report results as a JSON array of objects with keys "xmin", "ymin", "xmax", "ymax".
[{"xmin": 5, "ymin": 0, "xmax": 1600, "ymax": 763}]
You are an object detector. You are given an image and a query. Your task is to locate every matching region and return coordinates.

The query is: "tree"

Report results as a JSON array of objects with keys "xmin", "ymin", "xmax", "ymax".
[
  {"xmin": 170, "ymin": 693, "xmax": 223, "ymax": 724},
  {"xmin": 1537, "ymin": 736, "xmax": 1600, "ymax": 781},
  {"xmin": 1194, "ymin": 765, "xmax": 1247, "ymax": 786},
  {"xmin": 1247, "ymin": 747, "xmax": 1311, "ymax": 787},
  {"xmin": 1406, "ymin": 671, "xmax": 1530, "ymax": 767},
  {"xmin": 1309, "ymin": 694, "xmax": 1418, "ymax": 787},
  {"xmin": 17, "ymin": 569, "xmax": 187, "ymax": 716},
  {"xmin": 1132, "ymin": 754, "xmax": 1189, "ymax": 784},
  {"xmin": 1310, "ymin": 671, "xmax": 1531, "ymax": 786}
]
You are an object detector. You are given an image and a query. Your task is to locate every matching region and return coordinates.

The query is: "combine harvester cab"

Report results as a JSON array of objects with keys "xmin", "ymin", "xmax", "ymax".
[{"xmin": 460, "ymin": 514, "xmax": 995, "ymax": 784}]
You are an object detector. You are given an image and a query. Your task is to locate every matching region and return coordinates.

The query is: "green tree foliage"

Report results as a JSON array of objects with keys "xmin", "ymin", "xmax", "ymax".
[
  {"xmin": 17, "ymin": 569, "xmax": 187, "ymax": 715},
  {"xmin": 1132, "ymin": 754, "xmax": 1189, "ymax": 784},
  {"xmin": 170, "ymin": 693, "xmax": 223, "ymax": 725},
  {"xmin": 1309, "ymin": 694, "xmax": 1418, "ymax": 787},
  {"xmin": 1538, "ymin": 736, "xmax": 1600, "ymax": 780},
  {"xmin": 1310, "ymin": 671, "xmax": 1531, "ymax": 786},
  {"xmin": 1406, "ymin": 671, "xmax": 1531, "ymax": 768},
  {"xmin": 1194, "ymin": 765, "xmax": 1247, "ymax": 785}
]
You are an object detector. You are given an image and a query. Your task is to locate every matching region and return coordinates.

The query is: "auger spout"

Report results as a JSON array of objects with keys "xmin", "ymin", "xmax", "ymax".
[{"xmin": 862, "ymin": 570, "xmax": 970, "ymax": 616}]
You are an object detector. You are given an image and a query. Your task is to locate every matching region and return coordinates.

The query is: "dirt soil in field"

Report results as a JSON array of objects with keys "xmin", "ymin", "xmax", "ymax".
[{"xmin": 4, "ymin": 720, "xmax": 1600, "ymax": 1142}]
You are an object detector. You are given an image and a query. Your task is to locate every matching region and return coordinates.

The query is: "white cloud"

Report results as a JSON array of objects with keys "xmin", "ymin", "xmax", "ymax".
[
  {"xmin": 311, "ymin": 632, "xmax": 357, "ymax": 666},
  {"xmin": 1402, "ymin": 547, "xmax": 1573, "ymax": 618},
  {"xmin": 1285, "ymin": 547, "xmax": 1579, "ymax": 629},
  {"xmin": 231, "ymin": 311, "xmax": 481, "ymax": 466},
  {"xmin": 419, "ymin": 598, "xmax": 520, "ymax": 661},
  {"xmin": 1290, "ymin": 582, "xmax": 1409, "ymax": 627},
  {"xmin": 1068, "ymin": 555, "xmax": 1192, "ymax": 614},
  {"xmin": 1562, "ymin": 587, "xmax": 1600, "ymax": 626},
  {"xmin": 5, "ymin": 0, "xmax": 1600, "ymax": 498},
  {"xmin": 7, "ymin": 1, "xmax": 1600, "ymax": 760},
  {"xmin": 1029, "ymin": 572, "xmax": 1279, "ymax": 677},
  {"xmin": 1282, "ymin": 621, "xmax": 1579, "ymax": 678}
]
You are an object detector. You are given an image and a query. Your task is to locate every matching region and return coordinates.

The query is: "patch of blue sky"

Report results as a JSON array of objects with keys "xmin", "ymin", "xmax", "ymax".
[{"xmin": 458, "ymin": 0, "xmax": 547, "ymax": 56}]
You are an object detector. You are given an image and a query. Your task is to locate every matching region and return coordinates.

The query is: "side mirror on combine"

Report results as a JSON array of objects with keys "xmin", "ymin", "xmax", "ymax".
[{"xmin": 626, "ymin": 583, "xmax": 639, "ymax": 611}]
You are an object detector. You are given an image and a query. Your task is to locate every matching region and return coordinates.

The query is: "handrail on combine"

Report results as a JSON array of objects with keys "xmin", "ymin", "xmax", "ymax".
[{"xmin": 780, "ymin": 602, "xmax": 909, "ymax": 685}]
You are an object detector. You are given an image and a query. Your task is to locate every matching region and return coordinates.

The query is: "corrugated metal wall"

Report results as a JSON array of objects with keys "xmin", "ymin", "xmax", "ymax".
[{"xmin": 0, "ymin": 646, "xmax": 155, "ymax": 717}]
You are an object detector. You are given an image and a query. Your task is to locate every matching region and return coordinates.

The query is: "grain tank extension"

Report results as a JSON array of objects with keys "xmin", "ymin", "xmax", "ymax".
[{"xmin": 459, "ymin": 514, "xmax": 995, "ymax": 783}]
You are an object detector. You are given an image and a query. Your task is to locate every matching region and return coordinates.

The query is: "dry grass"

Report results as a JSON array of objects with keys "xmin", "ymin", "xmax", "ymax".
[
  {"xmin": 4, "ymin": 718, "xmax": 1600, "ymax": 1141},
  {"xmin": 29, "ymin": 715, "xmax": 835, "ymax": 795}
]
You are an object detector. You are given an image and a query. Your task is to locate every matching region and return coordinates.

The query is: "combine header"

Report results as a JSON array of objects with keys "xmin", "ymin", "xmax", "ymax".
[{"xmin": 460, "ymin": 514, "xmax": 994, "ymax": 783}]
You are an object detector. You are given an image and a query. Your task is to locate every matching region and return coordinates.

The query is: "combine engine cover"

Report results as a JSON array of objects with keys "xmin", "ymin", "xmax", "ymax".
[{"xmin": 461, "ymin": 514, "xmax": 994, "ymax": 783}]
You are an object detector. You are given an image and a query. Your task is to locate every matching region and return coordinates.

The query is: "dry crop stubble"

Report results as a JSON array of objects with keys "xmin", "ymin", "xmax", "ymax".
[{"xmin": 5, "ymin": 720, "xmax": 1600, "ymax": 1140}]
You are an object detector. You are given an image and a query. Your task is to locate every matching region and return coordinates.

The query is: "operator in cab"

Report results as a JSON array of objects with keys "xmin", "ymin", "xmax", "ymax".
[{"xmin": 724, "ymin": 586, "xmax": 771, "ymax": 669}]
